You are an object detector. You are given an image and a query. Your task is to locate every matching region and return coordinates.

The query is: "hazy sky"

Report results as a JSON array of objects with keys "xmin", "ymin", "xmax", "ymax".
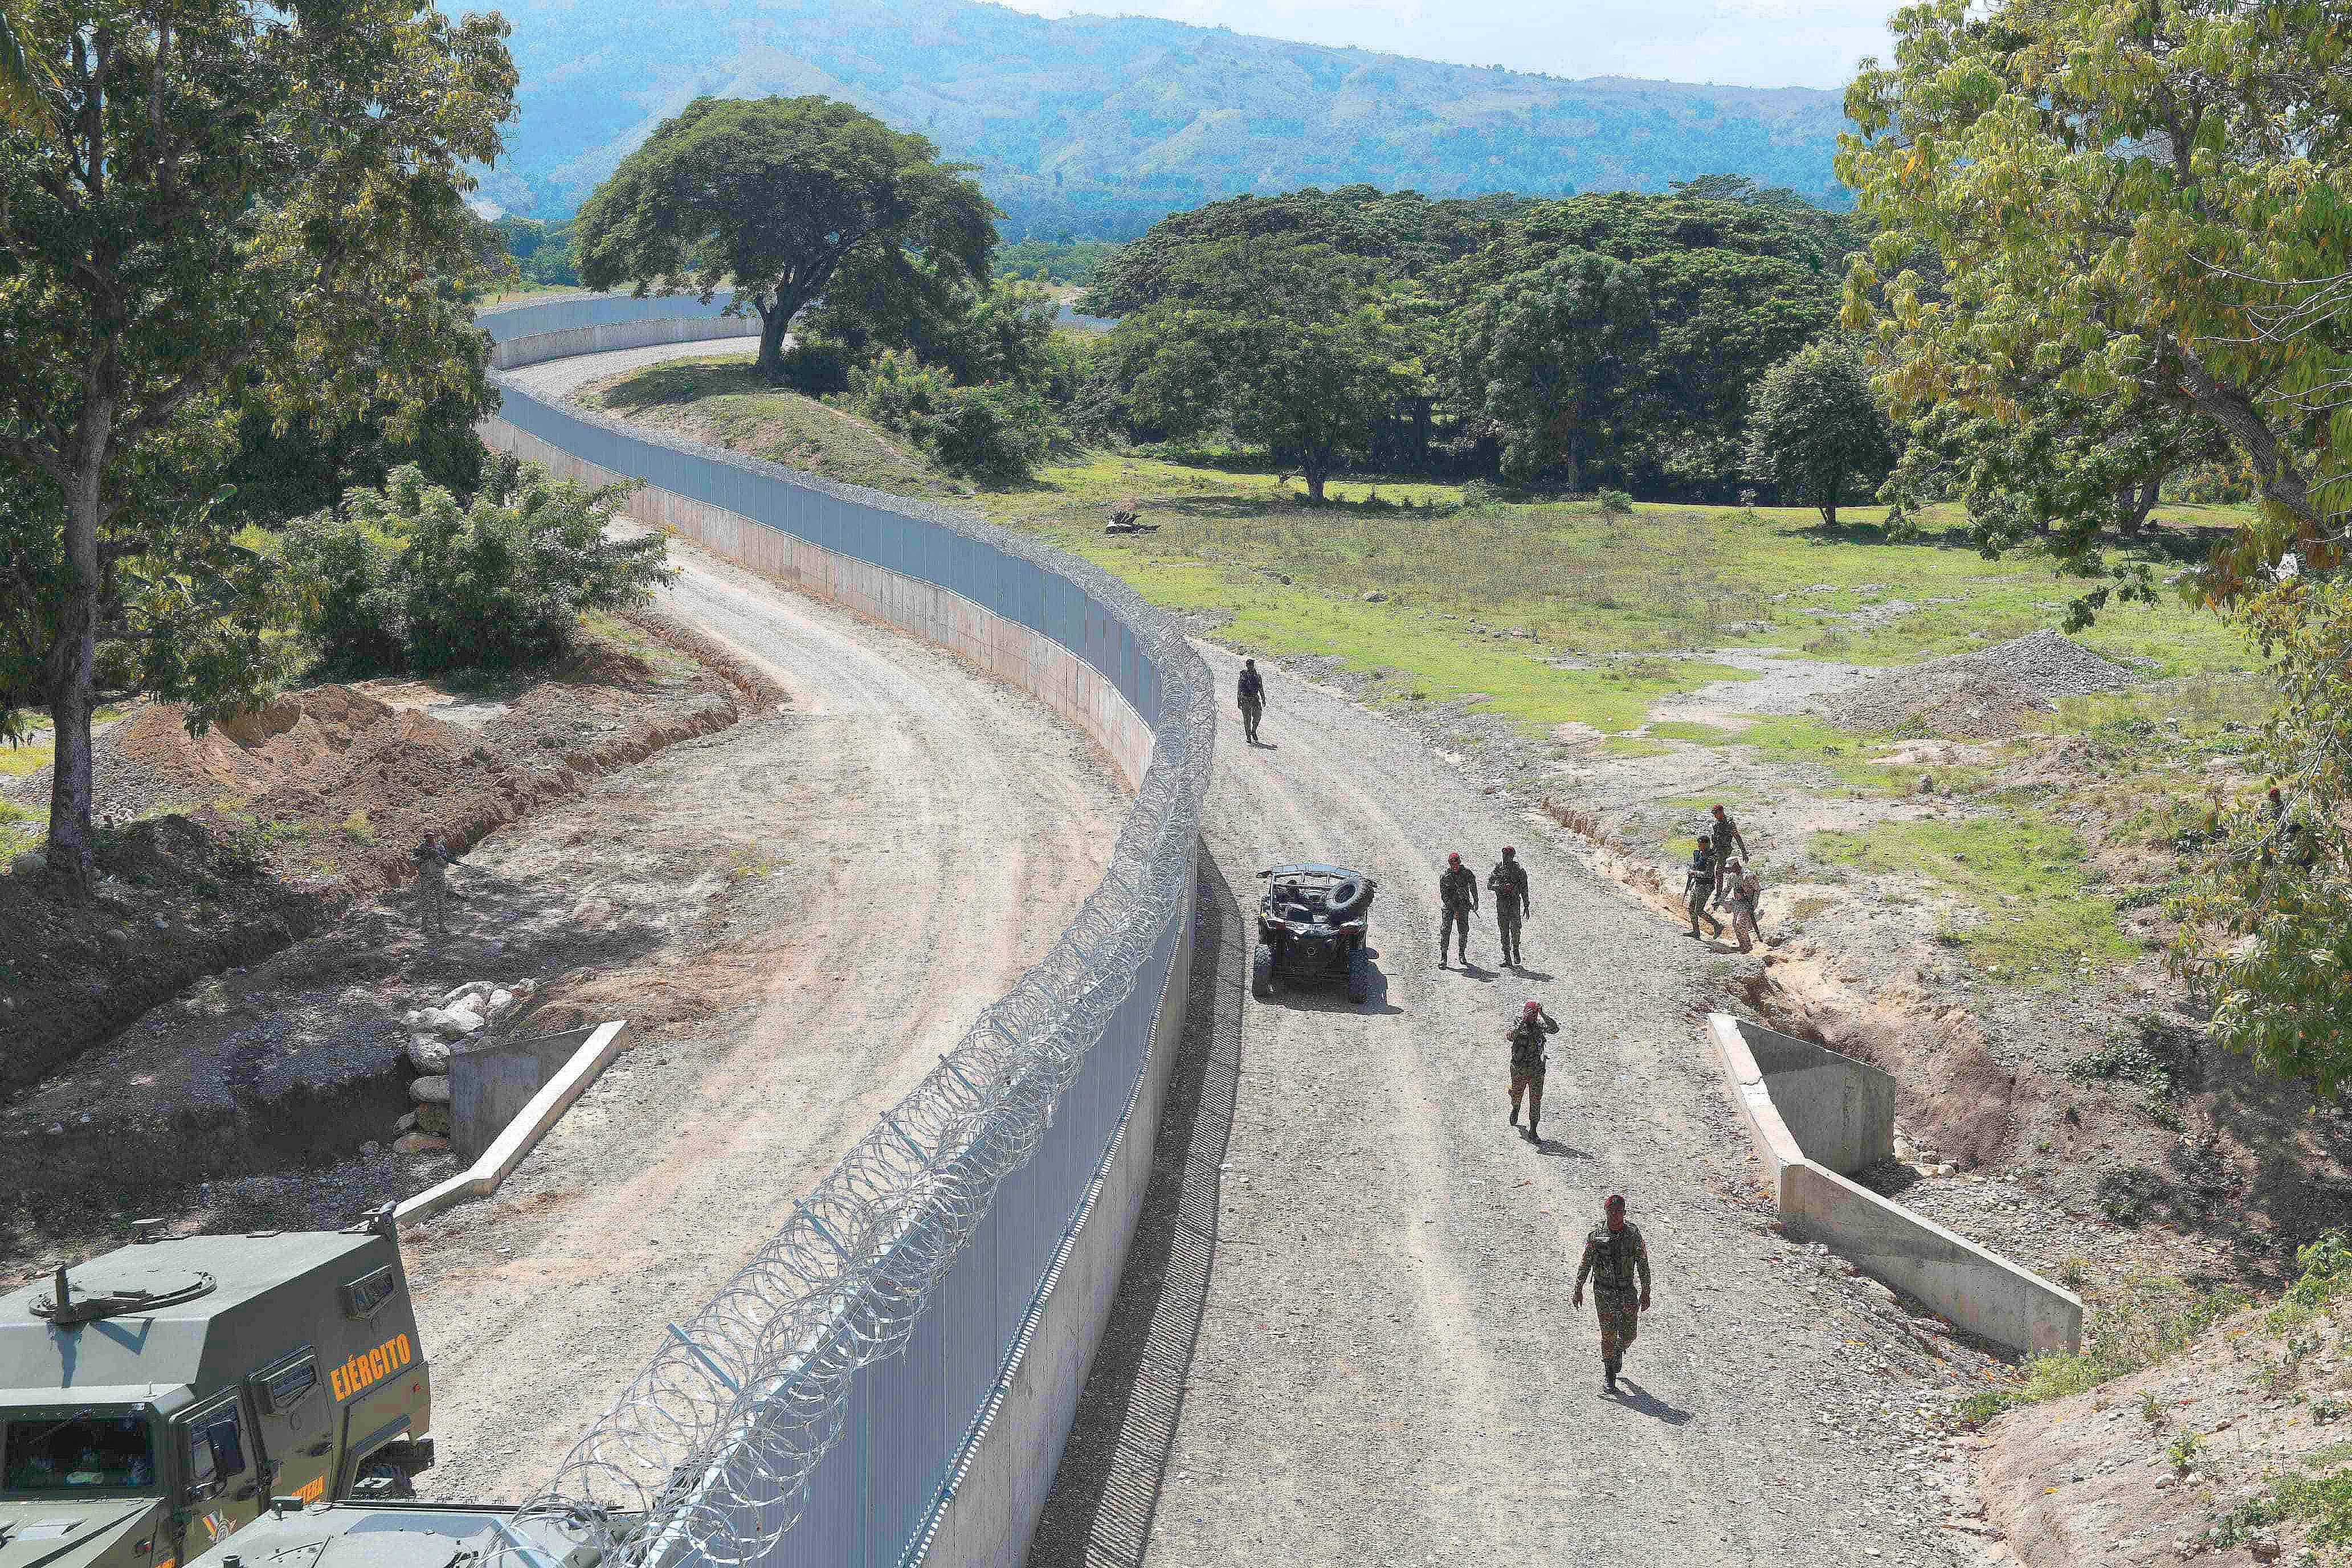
[{"xmin": 996, "ymin": 0, "xmax": 1897, "ymax": 91}]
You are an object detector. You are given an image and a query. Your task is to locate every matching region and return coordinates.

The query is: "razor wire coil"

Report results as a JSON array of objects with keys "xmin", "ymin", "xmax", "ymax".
[{"xmin": 472, "ymin": 299, "xmax": 1216, "ymax": 1568}]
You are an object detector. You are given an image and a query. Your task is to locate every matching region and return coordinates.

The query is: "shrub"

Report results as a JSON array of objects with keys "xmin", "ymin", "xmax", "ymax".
[
  {"xmin": 925, "ymin": 382, "xmax": 1057, "ymax": 484},
  {"xmin": 775, "ymin": 337, "xmax": 853, "ymax": 397},
  {"xmin": 844, "ymin": 349, "xmax": 954, "ymax": 437},
  {"xmin": 284, "ymin": 458, "xmax": 673, "ymax": 676},
  {"xmin": 1598, "ymin": 488, "xmax": 1635, "ymax": 516}
]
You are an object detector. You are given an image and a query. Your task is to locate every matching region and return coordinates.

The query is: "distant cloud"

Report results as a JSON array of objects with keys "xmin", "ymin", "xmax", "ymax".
[{"xmin": 995, "ymin": 0, "xmax": 1895, "ymax": 91}]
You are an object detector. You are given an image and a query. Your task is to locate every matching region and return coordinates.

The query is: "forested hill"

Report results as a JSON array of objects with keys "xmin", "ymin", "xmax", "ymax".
[{"xmin": 475, "ymin": 0, "xmax": 1851, "ymax": 238}]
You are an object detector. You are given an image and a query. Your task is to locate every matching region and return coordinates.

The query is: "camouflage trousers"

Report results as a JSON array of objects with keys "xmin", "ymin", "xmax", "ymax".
[
  {"xmin": 1509, "ymin": 1069, "xmax": 1544, "ymax": 1128},
  {"xmin": 1685, "ymin": 878, "xmax": 1721, "ymax": 937},
  {"xmin": 417, "ymin": 866, "xmax": 448, "ymax": 934},
  {"xmin": 1593, "ymin": 1288, "xmax": 1640, "ymax": 1362},
  {"xmin": 1439, "ymin": 905, "xmax": 1472, "ymax": 960},
  {"xmin": 1239, "ymin": 695, "xmax": 1263, "ymax": 743},
  {"xmin": 1496, "ymin": 905, "xmax": 1524, "ymax": 965}
]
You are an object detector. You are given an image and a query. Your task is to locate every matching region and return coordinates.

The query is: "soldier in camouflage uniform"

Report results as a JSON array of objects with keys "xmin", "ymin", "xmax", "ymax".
[
  {"xmin": 1506, "ymin": 999, "xmax": 1557, "ymax": 1142},
  {"xmin": 412, "ymin": 832, "xmax": 456, "ymax": 936},
  {"xmin": 1707, "ymin": 805, "xmax": 1750, "ymax": 908},
  {"xmin": 1438, "ymin": 851, "xmax": 1479, "ymax": 968},
  {"xmin": 1237, "ymin": 658, "xmax": 1266, "ymax": 745},
  {"xmin": 1488, "ymin": 846, "xmax": 1533, "ymax": 968},
  {"xmin": 1683, "ymin": 837, "xmax": 1723, "ymax": 940},
  {"xmin": 1572, "ymin": 1193, "xmax": 1653, "ymax": 1392}
]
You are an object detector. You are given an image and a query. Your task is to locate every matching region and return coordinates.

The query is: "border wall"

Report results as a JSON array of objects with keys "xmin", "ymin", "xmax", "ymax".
[
  {"xmin": 473, "ymin": 295, "xmax": 1215, "ymax": 1567},
  {"xmin": 1707, "ymin": 1013, "xmax": 2082, "ymax": 1355}
]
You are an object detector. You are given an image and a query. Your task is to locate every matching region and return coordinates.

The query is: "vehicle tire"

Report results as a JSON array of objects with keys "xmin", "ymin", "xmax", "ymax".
[
  {"xmin": 1251, "ymin": 944, "xmax": 1275, "ymax": 999},
  {"xmin": 1346, "ymin": 950, "xmax": 1372, "ymax": 1004}
]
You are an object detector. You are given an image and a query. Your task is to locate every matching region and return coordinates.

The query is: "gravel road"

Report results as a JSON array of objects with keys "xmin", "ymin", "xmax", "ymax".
[
  {"xmin": 403, "ymin": 407, "xmax": 1123, "ymax": 1500},
  {"xmin": 1040, "ymin": 650, "xmax": 1979, "ymax": 1567},
  {"xmin": 500, "ymin": 337, "xmax": 1980, "ymax": 1562}
]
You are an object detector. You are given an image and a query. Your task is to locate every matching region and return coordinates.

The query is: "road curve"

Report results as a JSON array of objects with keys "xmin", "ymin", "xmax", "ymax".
[
  {"xmin": 407, "ymin": 334, "xmax": 1124, "ymax": 1500},
  {"xmin": 488, "ymin": 338, "xmax": 1967, "ymax": 1563}
]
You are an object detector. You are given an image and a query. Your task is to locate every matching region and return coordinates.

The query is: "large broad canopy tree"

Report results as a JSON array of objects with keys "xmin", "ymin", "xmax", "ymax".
[
  {"xmin": 573, "ymin": 95, "xmax": 998, "ymax": 382},
  {"xmin": 1108, "ymin": 239, "xmax": 1420, "ymax": 503},
  {"xmin": 1838, "ymin": 0, "xmax": 2352, "ymax": 591},
  {"xmin": 0, "ymin": 0, "xmax": 517, "ymax": 893},
  {"xmin": 1840, "ymin": 0, "xmax": 2352, "ymax": 1087}
]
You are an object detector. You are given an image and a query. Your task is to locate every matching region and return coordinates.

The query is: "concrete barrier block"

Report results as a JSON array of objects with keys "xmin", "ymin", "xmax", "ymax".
[
  {"xmin": 1728, "ymin": 1016, "xmax": 1896, "ymax": 1176},
  {"xmin": 1782, "ymin": 1159, "xmax": 2082, "ymax": 1354}
]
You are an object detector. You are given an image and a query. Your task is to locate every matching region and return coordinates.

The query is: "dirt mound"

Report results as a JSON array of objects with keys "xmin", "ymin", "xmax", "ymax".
[
  {"xmin": 110, "ymin": 685, "xmax": 473, "ymax": 812},
  {"xmin": 1822, "ymin": 631, "xmax": 2138, "ymax": 738},
  {"xmin": 3, "ymin": 616, "xmax": 757, "ymax": 1096}
]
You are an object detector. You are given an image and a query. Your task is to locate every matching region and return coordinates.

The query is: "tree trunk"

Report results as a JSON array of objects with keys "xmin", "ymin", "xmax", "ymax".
[
  {"xmin": 754, "ymin": 300, "xmax": 790, "ymax": 381},
  {"xmin": 45, "ymin": 436, "xmax": 107, "ymax": 895},
  {"xmin": 1304, "ymin": 468, "xmax": 1326, "ymax": 503},
  {"xmin": 2119, "ymin": 475, "xmax": 2161, "ymax": 537}
]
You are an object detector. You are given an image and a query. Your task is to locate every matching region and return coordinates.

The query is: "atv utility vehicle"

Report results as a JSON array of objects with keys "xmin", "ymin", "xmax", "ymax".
[{"xmin": 1252, "ymin": 863, "xmax": 1378, "ymax": 1004}]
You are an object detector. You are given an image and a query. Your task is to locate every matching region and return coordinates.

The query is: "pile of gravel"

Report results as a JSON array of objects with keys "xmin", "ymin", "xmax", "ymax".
[
  {"xmin": 1821, "ymin": 630, "xmax": 2139, "ymax": 739},
  {"xmin": 1968, "ymin": 629, "xmax": 2139, "ymax": 698}
]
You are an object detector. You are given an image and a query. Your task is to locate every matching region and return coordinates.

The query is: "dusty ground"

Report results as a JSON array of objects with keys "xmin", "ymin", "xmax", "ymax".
[
  {"xmin": 0, "ymin": 626, "xmax": 744, "ymax": 1096},
  {"xmin": 1969, "ymin": 1292, "xmax": 2352, "ymax": 1565},
  {"xmin": 1036, "ymin": 646, "xmax": 2004, "ymax": 1568},
  {"xmin": 1341, "ymin": 642, "xmax": 2352, "ymax": 1315},
  {"xmin": 403, "ymin": 526, "xmax": 1126, "ymax": 1502}
]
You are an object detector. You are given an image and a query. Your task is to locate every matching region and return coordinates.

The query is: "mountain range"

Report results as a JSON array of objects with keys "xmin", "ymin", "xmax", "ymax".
[{"xmin": 473, "ymin": 0, "xmax": 1855, "ymax": 238}]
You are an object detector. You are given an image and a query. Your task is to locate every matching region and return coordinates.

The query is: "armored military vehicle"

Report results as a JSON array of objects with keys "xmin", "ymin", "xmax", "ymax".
[
  {"xmin": 1252, "ymin": 862, "xmax": 1378, "ymax": 1004},
  {"xmin": 180, "ymin": 1500, "xmax": 624, "ymax": 1568},
  {"xmin": 0, "ymin": 1210, "xmax": 433, "ymax": 1568}
]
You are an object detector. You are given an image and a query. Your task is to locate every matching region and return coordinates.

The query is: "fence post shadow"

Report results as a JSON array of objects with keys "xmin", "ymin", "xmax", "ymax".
[{"xmin": 1026, "ymin": 846, "xmax": 1246, "ymax": 1567}]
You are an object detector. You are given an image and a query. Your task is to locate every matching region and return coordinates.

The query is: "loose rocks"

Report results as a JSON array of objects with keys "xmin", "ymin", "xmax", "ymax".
[
  {"xmin": 409, "ymin": 1075, "xmax": 451, "ymax": 1105},
  {"xmin": 1822, "ymin": 630, "xmax": 2137, "ymax": 738}
]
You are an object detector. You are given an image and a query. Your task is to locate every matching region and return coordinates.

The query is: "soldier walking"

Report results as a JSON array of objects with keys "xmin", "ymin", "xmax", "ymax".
[
  {"xmin": 1507, "ymin": 998, "xmax": 1558, "ymax": 1142},
  {"xmin": 413, "ymin": 832, "xmax": 457, "ymax": 936},
  {"xmin": 1572, "ymin": 1193, "xmax": 1653, "ymax": 1393},
  {"xmin": 1707, "ymin": 804, "xmax": 1750, "ymax": 908},
  {"xmin": 1683, "ymin": 836, "xmax": 1723, "ymax": 940},
  {"xmin": 1488, "ymin": 846, "xmax": 1532, "ymax": 968},
  {"xmin": 1238, "ymin": 658, "xmax": 1266, "ymax": 746},
  {"xmin": 1724, "ymin": 858, "xmax": 1764, "ymax": 953},
  {"xmin": 1438, "ymin": 851, "xmax": 1479, "ymax": 969}
]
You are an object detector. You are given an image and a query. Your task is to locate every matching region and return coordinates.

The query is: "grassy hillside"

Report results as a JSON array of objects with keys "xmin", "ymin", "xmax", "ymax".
[{"xmin": 477, "ymin": 0, "xmax": 1851, "ymax": 237}]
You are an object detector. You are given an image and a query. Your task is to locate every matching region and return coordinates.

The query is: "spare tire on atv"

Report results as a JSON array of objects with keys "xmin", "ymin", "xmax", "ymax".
[{"xmin": 1252, "ymin": 942, "xmax": 1275, "ymax": 999}]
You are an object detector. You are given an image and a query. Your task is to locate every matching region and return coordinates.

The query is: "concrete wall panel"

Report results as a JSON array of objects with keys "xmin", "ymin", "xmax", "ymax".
[
  {"xmin": 473, "ymin": 297, "xmax": 1202, "ymax": 1567},
  {"xmin": 1731, "ymin": 1018, "xmax": 1896, "ymax": 1177}
]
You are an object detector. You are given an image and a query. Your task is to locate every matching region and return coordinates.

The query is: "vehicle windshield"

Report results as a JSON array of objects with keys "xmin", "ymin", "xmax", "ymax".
[{"xmin": 1, "ymin": 1412, "xmax": 156, "ymax": 1492}]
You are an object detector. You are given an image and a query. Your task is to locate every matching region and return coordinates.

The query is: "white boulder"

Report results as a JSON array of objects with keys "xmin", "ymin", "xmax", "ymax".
[{"xmin": 409, "ymin": 1075, "xmax": 452, "ymax": 1105}]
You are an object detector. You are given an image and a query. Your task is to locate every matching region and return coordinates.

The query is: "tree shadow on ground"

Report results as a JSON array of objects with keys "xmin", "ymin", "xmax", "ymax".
[{"xmin": 1027, "ymin": 847, "xmax": 1244, "ymax": 1567}]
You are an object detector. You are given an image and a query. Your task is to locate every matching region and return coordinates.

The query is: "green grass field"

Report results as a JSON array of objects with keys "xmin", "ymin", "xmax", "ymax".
[{"xmin": 584, "ymin": 354, "xmax": 2264, "ymax": 738}]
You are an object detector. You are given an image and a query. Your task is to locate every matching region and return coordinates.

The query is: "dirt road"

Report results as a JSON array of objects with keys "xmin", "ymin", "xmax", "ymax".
[
  {"xmin": 406, "ymin": 452, "xmax": 1124, "ymax": 1500},
  {"xmin": 1037, "ymin": 650, "xmax": 1983, "ymax": 1568},
  {"xmin": 497, "ymin": 336, "xmax": 1978, "ymax": 1561}
]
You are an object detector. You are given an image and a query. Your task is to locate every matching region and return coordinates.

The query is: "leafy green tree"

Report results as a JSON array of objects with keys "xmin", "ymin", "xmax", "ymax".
[
  {"xmin": 2170, "ymin": 579, "xmax": 2352, "ymax": 1091},
  {"xmin": 1447, "ymin": 249, "xmax": 1648, "ymax": 487},
  {"xmin": 573, "ymin": 96, "xmax": 997, "ymax": 381},
  {"xmin": 0, "ymin": 0, "xmax": 517, "ymax": 892},
  {"xmin": 0, "ymin": 2, "xmax": 54, "ymax": 130},
  {"xmin": 1741, "ymin": 338, "xmax": 1894, "ymax": 525},
  {"xmin": 283, "ymin": 458, "xmax": 673, "ymax": 675},
  {"xmin": 1838, "ymin": 0, "xmax": 2352, "ymax": 592},
  {"xmin": 1109, "ymin": 240, "xmax": 1418, "ymax": 501}
]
